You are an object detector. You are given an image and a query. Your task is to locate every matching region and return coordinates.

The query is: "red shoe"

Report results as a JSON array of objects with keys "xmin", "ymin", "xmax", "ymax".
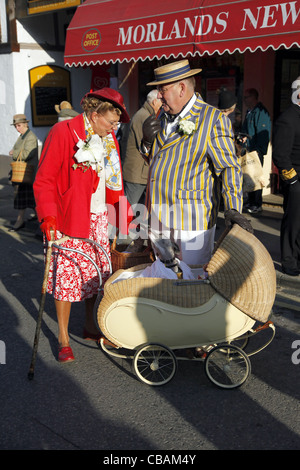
[{"xmin": 58, "ymin": 346, "xmax": 75, "ymax": 363}]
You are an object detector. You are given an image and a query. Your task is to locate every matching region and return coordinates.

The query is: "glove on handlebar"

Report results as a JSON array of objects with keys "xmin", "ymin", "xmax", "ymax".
[
  {"xmin": 40, "ymin": 216, "xmax": 57, "ymax": 241},
  {"xmin": 142, "ymin": 114, "xmax": 161, "ymax": 148},
  {"xmin": 224, "ymin": 209, "xmax": 254, "ymax": 234}
]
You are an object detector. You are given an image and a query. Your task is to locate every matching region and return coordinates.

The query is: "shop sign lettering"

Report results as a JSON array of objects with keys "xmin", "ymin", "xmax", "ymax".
[{"xmin": 117, "ymin": 2, "xmax": 300, "ymax": 46}]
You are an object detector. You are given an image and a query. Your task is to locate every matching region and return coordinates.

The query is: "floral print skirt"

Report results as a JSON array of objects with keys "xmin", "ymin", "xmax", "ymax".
[{"xmin": 46, "ymin": 212, "xmax": 111, "ymax": 302}]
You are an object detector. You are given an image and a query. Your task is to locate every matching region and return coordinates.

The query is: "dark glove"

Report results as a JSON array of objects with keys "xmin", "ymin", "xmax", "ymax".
[
  {"xmin": 142, "ymin": 114, "xmax": 161, "ymax": 148},
  {"xmin": 224, "ymin": 209, "xmax": 254, "ymax": 234},
  {"xmin": 40, "ymin": 216, "xmax": 57, "ymax": 241},
  {"xmin": 126, "ymin": 237, "xmax": 145, "ymax": 253}
]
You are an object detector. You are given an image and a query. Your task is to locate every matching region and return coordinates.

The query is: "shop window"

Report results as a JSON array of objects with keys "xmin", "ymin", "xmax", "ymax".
[
  {"xmin": 274, "ymin": 49, "xmax": 300, "ymax": 120},
  {"xmin": 29, "ymin": 65, "xmax": 71, "ymax": 126}
]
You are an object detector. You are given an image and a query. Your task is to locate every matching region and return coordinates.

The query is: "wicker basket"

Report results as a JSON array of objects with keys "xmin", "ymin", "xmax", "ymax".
[
  {"xmin": 10, "ymin": 160, "xmax": 34, "ymax": 184},
  {"xmin": 207, "ymin": 224, "xmax": 276, "ymax": 322},
  {"xmin": 111, "ymin": 236, "xmax": 154, "ymax": 273}
]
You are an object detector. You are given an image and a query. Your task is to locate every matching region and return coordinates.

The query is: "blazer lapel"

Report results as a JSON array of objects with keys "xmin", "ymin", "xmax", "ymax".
[
  {"xmin": 154, "ymin": 96, "xmax": 204, "ymax": 151},
  {"xmin": 156, "ymin": 115, "xmax": 168, "ymax": 148}
]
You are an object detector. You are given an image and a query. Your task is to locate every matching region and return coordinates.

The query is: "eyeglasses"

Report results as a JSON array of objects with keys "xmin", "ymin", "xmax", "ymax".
[
  {"xmin": 157, "ymin": 83, "xmax": 177, "ymax": 95},
  {"xmin": 100, "ymin": 113, "xmax": 120, "ymax": 129}
]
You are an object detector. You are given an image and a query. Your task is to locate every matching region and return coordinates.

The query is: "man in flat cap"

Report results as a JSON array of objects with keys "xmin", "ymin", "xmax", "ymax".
[{"xmin": 141, "ymin": 59, "xmax": 252, "ymax": 273}]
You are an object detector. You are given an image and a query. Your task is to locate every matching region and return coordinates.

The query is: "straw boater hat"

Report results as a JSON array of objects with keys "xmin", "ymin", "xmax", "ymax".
[
  {"xmin": 11, "ymin": 114, "xmax": 29, "ymax": 125},
  {"xmin": 54, "ymin": 101, "xmax": 73, "ymax": 114},
  {"xmin": 81, "ymin": 87, "xmax": 130, "ymax": 123},
  {"xmin": 147, "ymin": 60, "xmax": 202, "ymax": 86}
]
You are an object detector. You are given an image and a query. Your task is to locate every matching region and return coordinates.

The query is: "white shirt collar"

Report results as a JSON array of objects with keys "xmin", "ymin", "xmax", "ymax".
[
  {"xmin": 165, "ymin": 94, "xmax": 197, "ymax": 134},
  {"xmin": 179, "ymin": 93, "xmax": 197, "ymax": 118}
]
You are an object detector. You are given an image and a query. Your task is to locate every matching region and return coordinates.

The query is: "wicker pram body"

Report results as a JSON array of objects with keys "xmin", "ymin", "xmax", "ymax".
[{"xmin": 97, "ymin": 225, "xmax": 276, "ymax": 350}]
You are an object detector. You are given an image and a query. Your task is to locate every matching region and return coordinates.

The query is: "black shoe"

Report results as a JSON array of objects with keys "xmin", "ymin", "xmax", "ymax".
[
  {"xmin": 247, "ymin": 205, "xmax": 262, "ymax": 214},
  {"xmin": 282, "ymin": 267, "xmax": 300, "ymax": 276},
  {"xmin": 243, "ymin": 203, "xmax": 250, "ymax": 213},
  {"xmin": 8, "ymin": 222, "xmax": 25, "ymax": 232},
  {"xmin": 27, "ymin": 215, "xmax": 37, "ymax": 222}
]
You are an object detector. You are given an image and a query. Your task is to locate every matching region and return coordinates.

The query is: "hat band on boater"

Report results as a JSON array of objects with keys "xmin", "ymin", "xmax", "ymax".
[{"xmin": 154, "ymin": 63, "xmax": 192, "ymax": 82}]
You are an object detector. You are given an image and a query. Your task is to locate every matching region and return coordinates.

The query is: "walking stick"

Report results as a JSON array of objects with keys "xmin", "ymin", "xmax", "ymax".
[
  {"xmin": 27, "ymin": 232, "xmax": 109, "ymax": 379},
  {"xmin": 28, "ymin": 233, "xmax": 54, "ymax": 380}
]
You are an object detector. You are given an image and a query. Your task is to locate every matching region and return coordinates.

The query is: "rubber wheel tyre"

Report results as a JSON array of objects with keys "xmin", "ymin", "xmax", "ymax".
[
  {"xmin": 133, "ymin": 343, "xmax": 177, "ymax": 386},
  {"xmin": 204, "ymin": 344, "xmax": 251, "ymax": 389}
]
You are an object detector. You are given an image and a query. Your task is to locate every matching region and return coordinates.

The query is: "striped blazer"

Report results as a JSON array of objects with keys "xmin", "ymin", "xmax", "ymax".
[{"xmin": 147, "ymin": 94, "xmax": 243, "ymax": 231}]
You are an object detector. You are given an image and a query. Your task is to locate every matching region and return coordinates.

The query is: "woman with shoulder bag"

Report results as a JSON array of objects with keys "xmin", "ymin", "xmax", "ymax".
[{"xmin": 9, "ymin": 114, "xmax": 38, "ymax": 231}]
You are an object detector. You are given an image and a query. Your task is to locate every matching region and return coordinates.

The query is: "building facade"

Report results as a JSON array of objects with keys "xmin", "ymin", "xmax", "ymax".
[{"xmin": 1, "ymin": 0, "xmax": 300, "ymax": 195}]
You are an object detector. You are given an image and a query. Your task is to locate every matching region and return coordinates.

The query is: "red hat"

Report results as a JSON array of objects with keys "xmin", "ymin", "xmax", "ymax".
[{"xmin": 81, "ymin": 87, "xmax": 130, "ymax": 123}]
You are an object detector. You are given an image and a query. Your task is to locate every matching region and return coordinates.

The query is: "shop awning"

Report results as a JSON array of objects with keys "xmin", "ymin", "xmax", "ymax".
[{"xmin": 64, "ymin": 0, "xmax": 300, "ymax": 66}]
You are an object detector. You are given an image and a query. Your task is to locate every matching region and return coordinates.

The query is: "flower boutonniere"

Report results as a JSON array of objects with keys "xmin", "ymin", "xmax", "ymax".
[
  {"xmin": 178, "ymin": 119, "xmax": 196, "ymax": 136},
  {"xmin": 72, "ymin": 133, "xmax": 104, "ymax": 174}
]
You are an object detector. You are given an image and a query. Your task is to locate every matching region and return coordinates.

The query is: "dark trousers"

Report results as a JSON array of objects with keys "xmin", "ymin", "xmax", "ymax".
[
  {"xmin": 247, "ymin": 188, "xmax": 263, "ymax": 208},
  {"xmin": 281, "ymin": 181, "xmax": 300, "ymax": 271},
  {"xmin": 124, "ymin": 181, "xmax": 146, "ymax": 206}
]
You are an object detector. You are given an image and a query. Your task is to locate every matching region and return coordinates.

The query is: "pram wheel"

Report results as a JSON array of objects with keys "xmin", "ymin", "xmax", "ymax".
[
  {"xmin": 133, "ymin": 343, "xmax": 177, "ymax": 386},
  {"xmin": 204, "ymin": 344, "xmax": 251, "ymax": 389}
]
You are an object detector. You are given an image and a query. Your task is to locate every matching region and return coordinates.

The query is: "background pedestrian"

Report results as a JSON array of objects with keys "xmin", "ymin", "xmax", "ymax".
[{"xmin": 9, "ymin": 114, "xmax": 38, "ymax": 231}]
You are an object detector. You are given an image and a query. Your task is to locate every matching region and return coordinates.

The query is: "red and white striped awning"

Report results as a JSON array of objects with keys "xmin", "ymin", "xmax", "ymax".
[{"xmin": 64, "ymin": 0, "xmax": 300, "ymax": 66}]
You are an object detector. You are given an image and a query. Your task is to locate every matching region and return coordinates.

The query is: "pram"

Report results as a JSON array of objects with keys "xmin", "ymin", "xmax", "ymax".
[
  {"xmin": 97, "ymin": 224, "xmax": 276, "ymax": 389},
  {"xmin": 28, "ymin": 224, "xmax": 276, "ymax": 388}
]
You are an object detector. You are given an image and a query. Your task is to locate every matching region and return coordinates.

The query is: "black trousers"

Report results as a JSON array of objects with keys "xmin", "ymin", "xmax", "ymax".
[
  {"xmin": 281, "ymin": 180, "xmax": 300, "ymax": 271},
  {"xmin": 247, "ymin": 188, "xmax": 263, "ymax": 208}
]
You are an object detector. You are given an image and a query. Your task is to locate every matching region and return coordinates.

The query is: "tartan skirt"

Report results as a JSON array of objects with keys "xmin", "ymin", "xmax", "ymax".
[{"xmin": 13, "ymin": 183, "xmax": 35, "ymax": 210}]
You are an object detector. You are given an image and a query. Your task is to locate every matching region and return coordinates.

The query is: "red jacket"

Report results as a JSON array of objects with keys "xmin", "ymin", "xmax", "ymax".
[{"xmin": 34, "ymin": 114, "xmax": 131, "ymax": 238}]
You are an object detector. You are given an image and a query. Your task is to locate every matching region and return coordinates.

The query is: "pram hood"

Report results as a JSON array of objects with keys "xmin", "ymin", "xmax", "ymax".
[{"xmin": 207, "ymin": 224, "xmax": 276, "ymax": 323}]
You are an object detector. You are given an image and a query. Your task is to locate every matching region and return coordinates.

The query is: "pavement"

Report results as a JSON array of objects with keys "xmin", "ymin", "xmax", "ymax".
[{"xmin": 1, "ymin": 176, "xmax": 300, "ymax": 452}]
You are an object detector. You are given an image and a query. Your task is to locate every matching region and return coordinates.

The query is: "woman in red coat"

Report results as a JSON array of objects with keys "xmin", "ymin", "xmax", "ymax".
[{"xmin": 34, "ymin": 88, "xmax": 131, "ymax": 363}]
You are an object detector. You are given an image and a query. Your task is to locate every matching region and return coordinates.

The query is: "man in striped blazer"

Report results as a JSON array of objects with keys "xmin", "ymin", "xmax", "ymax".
[{"xmin": 142, "ymin": 60, "xmax": 252, "ymax": 268}]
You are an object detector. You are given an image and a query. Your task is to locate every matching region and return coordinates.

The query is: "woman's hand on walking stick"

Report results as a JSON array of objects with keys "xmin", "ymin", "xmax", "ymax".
[{"xmin": 40, "ymin": 216, "xmax": 57, "ymax": 241}]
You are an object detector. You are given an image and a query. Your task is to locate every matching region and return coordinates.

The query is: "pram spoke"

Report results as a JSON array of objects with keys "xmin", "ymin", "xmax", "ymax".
[
  {"xmin": 204, "ymin": 344, "xmax": 251, "ymax": 389},
  {"xmin": 133, "ymin": 343, "xmax": 177, "ymax": 386}
]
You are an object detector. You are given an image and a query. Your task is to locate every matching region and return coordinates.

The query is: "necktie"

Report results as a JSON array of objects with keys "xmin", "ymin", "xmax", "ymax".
[{"xmin": 165, "ymin": 113, "xmax": 178, "ymax": 122}]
